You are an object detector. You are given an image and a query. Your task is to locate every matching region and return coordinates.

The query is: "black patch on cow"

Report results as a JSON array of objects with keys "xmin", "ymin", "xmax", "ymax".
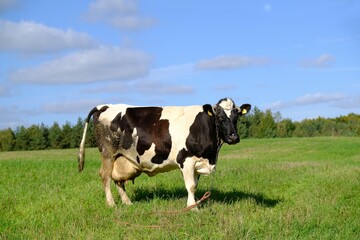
[
  {"xmin": 136, "ymin": 156, "xmax": 140, "ymax": 164},
  {"xmin": 110, "ymin": 112, "xmax": 122, "ymax": 132},
  {"xmin": 110, "ymin": 107, "xmax": 172, "ymax": 164},
  {"xmin": 109, "ymin": 112, "xmax": 134, "ymax": 150},
  {"xmin": 148, "ymin": 119, "xmax": 172, "ymax": 164},
  {"xmin": 177, "ymin": 105, "xmax": 218, "ymax": 168},
  {"xmin": 114, "ymin": 153, "xmax": 123, "ymax": 160},
  {"xmin": 176, "ymin": 148, "xmax": 190, "ymax": 168}
]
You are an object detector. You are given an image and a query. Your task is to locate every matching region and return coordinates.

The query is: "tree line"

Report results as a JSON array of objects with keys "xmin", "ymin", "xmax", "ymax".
[
  {"xmin": 0, "ymin": 107, "xmax": 359, "ymax": 151},
  {"xmin": 0, "ymin": 118, "xmax": 97, "ymax": 152},
  {"xmin": 237, "ymin": 107, "xmax": 360, "ymax": 139}
]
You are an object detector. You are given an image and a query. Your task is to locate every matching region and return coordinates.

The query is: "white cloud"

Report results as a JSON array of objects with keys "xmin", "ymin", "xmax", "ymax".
[
  {"xmin": 195, "ymin": 55, "xmax": 270, "ymax": 70},
  {"xmin": 9, "ymin": 46, "xmax": 151, "ymax": 84},
  {"xmin": 295, "ymin": 92, "xmax": 345, "ymax": 105},
  {"xmin": 84, "ymin": 0, "xmax": 155, "ymax": 30},
  {"xmin": 0, "ymin": 19, "xmax": 97, "ymax": 54},
  {"xmin": 269, "ymin": 92, "xmax": 347, "ymax": 110},
  {"xmin": 300, "ymin": 54, "xmax": 335, "ymax": 68}
]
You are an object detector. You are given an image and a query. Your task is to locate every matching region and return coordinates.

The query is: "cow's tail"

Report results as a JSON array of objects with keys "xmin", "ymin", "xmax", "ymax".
[{"xmin": 78, "ymin": 107, "xmax": 98, "ymax": 172}]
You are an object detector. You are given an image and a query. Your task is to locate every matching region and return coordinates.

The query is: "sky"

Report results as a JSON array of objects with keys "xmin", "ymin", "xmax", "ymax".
[{"xmin": 0, "ymin": 0, "xmax": 359, "ymax": 129}]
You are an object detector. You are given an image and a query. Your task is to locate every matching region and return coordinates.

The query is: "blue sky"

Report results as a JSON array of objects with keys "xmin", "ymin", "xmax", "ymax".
[{"xmin": 0, "ymin": 0, "xmax": 359, "ymax": 129}]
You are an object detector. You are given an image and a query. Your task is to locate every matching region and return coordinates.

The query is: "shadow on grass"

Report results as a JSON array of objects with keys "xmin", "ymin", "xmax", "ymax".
[
  {"xmin": 208, "ymin": 189, "xmax": 281, "ymax": 207},
  {"xmin": 131, "ymin": 187, "xmax": 281, "ymax": 208}
]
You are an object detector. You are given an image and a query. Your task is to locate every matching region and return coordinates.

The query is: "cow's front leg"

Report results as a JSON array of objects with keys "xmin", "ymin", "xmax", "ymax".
[{"xmin": 182, "ymin": 158, "xmax": 198, "ymax": 208}]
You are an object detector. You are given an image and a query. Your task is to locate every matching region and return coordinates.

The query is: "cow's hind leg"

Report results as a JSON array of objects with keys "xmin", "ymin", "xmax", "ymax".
[
  {"xmin": 99, "ymin": 157, "xmax": 116, "ymax": 207},
  {"xmin": 115, "ymin": 181, "xmax": 132, "ymax": 205}
]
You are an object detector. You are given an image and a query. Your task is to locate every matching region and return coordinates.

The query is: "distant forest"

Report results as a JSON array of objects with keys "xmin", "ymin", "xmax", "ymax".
[{"xmin": 0, "ymin": 106, "xmax": 359, "ymax": 152}]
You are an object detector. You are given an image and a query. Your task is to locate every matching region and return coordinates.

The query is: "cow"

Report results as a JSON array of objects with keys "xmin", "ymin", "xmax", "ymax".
[{"xmin": 78, "ymin": 97, "xmax": 251, "ymax": 208}]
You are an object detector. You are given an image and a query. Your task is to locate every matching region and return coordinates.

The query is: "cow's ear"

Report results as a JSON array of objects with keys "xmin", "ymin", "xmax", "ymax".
[
  {"xmin": 203, "ymin": 104, "xmax": 215, "ymax": 117},
  {"xmin": 238, "ymin": 104, "xmax": 251, "ymax": 116}
]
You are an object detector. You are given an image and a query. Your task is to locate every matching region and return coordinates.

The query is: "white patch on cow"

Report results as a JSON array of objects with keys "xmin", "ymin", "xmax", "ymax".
[
  {"xmin": 194, "ymin": 158, "xmax": 215, "ymax": 176},
  {"xmin": 159, "ymin": 106, "xmax": 203, "ymax": 160},
  {"xmin": 98, "ymin": 104, "xmax": 135, "ymax": 126},
  {"xmin": 139, "ymin": 143, "xmax": 178, "ymax": 176},
  {"xmin": 132, "ymin": 128, "xmax": 137, "ymax": 137},
  {"xmin": 139, "ymin": 143, "xmax": 156, "ymax": 169},
  {"xmin": 218, "ymin": 98, "xmax": 235, "ymax": 118}
]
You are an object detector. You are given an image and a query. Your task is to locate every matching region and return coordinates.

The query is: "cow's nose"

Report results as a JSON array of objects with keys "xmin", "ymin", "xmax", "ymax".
[{"xmin": 228, "ymin": 133, "xmax": 239, "ymax": 144}]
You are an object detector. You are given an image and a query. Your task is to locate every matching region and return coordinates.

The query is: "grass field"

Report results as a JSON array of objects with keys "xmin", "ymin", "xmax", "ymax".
[{"xmin": 1, "ymin": 137, "xmax": 359, "ymax": 239}]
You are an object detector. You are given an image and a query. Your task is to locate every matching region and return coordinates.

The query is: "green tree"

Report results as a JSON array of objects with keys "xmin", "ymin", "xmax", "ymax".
[
  {"xmin": 86, "ymin": 120, "xmax": 97, "ymax": 147},
  {"xmin": 247, "ymin": 106, "xmax": 261, "ymax": 138},
  {"xmin": 277, "ymin": 118, "xmax": 295, "ymax": 138},
  {"xmin": 72, "ymin": 117, "xmax": 84, "ymax": 148},
  {"xmin": 26, "ymin": 124, "xmax": 49, "ymax": 150},
  {"xmin": 293, "ymin": 119, "xmax": 320, "ymax": 137},
  {"xmin": 260, "ymin": 109, "xmax": 277, "ymax": 138},
  {"xmin": 14, "ymin": 126, "xmax": 29, "ymax": 150},
  {"xmin": 48, "ymin": 122, "xmax": 63, "ymax": 149},
  {"xmin": 0, "ymin": 128, "xmax": 15, "ymax": 151},
  {"xmin": 249, "ymin": 108, "xmax": 277, "ymax": 138},
  {"xmin": 40, "ymin": 123, "xmax": 50, "ymax": 149},
  {"xmin": 335, "ymin": 113, "xmax": 360, "ymax": 136},
  {"xmin": 61, "ymin": 122, "xmax": 73, "ymax": 149}
]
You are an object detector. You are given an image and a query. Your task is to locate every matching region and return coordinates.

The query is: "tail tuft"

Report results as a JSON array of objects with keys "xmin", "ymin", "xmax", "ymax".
[
  {"xmin": 78, "ymin": 150, "xmax": 85, "ymax": 172},
  {"xmin": 77, "ymin": 121, "xmax": 89, "ymax": 173}
]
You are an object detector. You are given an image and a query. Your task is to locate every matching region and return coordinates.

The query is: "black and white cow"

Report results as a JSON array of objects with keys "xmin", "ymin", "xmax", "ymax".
[{"xmin": 78, "ymin": 98, "xmax": 251, "ymax": 208}]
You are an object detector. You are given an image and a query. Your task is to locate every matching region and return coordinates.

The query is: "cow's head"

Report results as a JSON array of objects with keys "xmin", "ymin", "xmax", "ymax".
[{"xmin": 213, "ymin": 98, "xmax": 251, "ymax": 145}]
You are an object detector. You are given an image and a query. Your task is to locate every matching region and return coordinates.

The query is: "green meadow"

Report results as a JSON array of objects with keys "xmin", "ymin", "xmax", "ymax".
[{"xmin": 1, "ymin": 137, "xmax": 359, "ymax": 239}]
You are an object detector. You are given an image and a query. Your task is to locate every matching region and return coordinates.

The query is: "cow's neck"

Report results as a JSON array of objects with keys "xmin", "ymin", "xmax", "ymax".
[
  {"xmin": 213, "ymin": 115, "xmax": 223, "ymax": 166},
  {"xmin": 213, "ymin": 112, "xmax": 223, "ymax": 148}
]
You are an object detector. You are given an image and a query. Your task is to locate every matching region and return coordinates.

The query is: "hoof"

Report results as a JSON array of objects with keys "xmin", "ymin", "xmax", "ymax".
[
  {"xmin": 107, "ymin": 200, "xmax": 116, "ymax": 207},
  {"xmin": 122, "ymin": 200, "xmax": 133, "ymax": 205}
]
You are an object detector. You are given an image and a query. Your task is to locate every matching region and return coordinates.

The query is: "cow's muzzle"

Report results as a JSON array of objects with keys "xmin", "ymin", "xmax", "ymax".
[{"xmin": 225, "ymin": 133, "xmax": 240, "ymax": 144}]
